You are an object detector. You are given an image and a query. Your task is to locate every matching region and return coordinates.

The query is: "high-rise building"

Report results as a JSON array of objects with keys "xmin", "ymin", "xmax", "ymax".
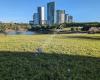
[
  {"xmin": 65, "ymin": 14, "xmax": 69, "ymax": 23},
  {"xmin": 47, "ymin": 2, "xmax": 55, "ymax": 26},
  {"xmin": 56, "ymin": 10, "xmax": 65, "ymax": 24},
  {"xmin": 33, "ymin": 13, "xmax": 39, "ymax": 25},
  {"xmin": 68, "ymin": 15, "xmax": 73, "ymax": 23},
  {"xmin": 38, "ymin": 7, "xmax": 45, "ymax": 25}
]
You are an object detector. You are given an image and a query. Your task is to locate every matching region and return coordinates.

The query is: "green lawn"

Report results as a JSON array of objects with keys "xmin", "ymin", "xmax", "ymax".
[
  {"xmin": 0, "ymin": 34, "xmax": 100, "ymax": 57},
  {"xmin": 0, "ymin": 34, "xmax": 100, "ymax": 80}
]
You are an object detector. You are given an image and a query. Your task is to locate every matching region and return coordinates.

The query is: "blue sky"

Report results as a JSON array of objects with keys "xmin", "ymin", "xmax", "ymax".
[{"xmin": 0, "ymin": 0, "xmax": 100, "ymax": 23}]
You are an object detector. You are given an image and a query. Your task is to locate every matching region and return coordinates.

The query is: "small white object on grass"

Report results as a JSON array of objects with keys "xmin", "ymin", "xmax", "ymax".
[
  {"xmin": 36, "ymin": 48, "xmax": 43, "ymax": 53},
  {"xmin": 67, "ymin": 68, "xmax": 71, "ymax": 72}
]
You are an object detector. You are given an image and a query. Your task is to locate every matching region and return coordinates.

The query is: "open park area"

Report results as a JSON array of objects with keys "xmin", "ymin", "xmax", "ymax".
[{"xmin": 0, "ymin": 34, "xmax": 100, "ymax": 80}]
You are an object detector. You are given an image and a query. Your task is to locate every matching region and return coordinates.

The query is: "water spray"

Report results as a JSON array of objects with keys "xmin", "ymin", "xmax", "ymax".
[{"xmin": 35, "ymin": 25, "xmax": 62, "ymax": 54}]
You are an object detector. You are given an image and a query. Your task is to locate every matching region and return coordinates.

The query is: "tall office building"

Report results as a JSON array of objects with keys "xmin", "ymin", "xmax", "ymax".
[
  {"xmin": 65, "ymin": 14, "xmax": 69, "ymax": 23},
  {"xmin": 38, "ymin": 7, "xmax": 45, "ymax": 25},
  {"xmin": 56, "ymin": 10, "xmax": 65, "ymax": 24},
  {"xmin": 47, "ymin": 2, "xmax": 55, "ymax": 26},
  {"xmin": 33, "ymin": 13, "xmax": 39, "ymax": 25},
  {"xmin": 68, "ymin": 15, "xmax": 73, "ymax": 23}
]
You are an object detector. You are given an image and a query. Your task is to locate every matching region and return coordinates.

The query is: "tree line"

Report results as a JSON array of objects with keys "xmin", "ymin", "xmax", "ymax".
[
  {"xmin": 0, "ymin": 22, "xmax": 100, "ymax": 33},
  {"xmin": 30, "ymin": 22, "xmax": 100, "ymax": 31},
  {"xmin": 0, "ymin": 23, "xmax": 31, "ymax": 32}
]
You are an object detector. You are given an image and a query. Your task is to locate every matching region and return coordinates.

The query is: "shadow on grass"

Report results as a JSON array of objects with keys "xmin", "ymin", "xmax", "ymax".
[
  {"xmin": 0, "ymin": 51, "xmax": 100, "ymax": 80},
  {"xmin": 65, "ymin": 36, "xmax": 100, "ymax": 40}
]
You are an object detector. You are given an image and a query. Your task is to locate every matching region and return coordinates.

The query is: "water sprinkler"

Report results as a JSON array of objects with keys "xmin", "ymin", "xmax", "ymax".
[{"xmin": 36, "ymin": 48, "xmax": 43, "ymax": 53}]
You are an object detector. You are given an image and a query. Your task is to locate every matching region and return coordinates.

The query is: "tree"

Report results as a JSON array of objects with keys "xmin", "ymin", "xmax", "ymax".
[{"xmin": 71, "ymin": 27, "xmax": 76, "ymax": 31}]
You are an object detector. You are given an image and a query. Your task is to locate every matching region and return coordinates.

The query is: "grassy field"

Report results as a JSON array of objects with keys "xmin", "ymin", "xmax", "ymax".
[
  {"xmin": 0, "ymin": 34, "xmax": 100, "ymax": 80},
  {"xmin": 0, "ymin": 34, "xmax": 100, "ymax": 57}
]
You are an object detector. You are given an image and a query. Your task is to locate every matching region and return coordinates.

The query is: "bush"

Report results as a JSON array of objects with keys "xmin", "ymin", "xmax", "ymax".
[{"xmin": 71, "ymin": 27, "xmax": 76, "ymax": 31}]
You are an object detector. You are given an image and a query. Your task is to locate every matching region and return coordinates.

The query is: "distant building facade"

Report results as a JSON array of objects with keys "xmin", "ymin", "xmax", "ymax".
[
  {"xmin": 29, "ymin": 20, "xmax": 34, "ymax": 25},
  {"xmin": 56, "ymin": 10, "xmax": 65, "ymax": 24},
  {"xmin": 38, "ymin": 7, "xmax": 45, "ymax": 25},
  {"xmin": 65, "ymin": 14, "xmax": 69, "ymax": 23},
  {"xmin": 47, "ymin": 2, "xmax": 55, "ymax": 26},
  {"xmin": 33, "ymin": 13, "xmax": 39, "ymax": 25},
  {"xmin": 68, "ymin": 15, "xmax": 73, "ymax": 23}
]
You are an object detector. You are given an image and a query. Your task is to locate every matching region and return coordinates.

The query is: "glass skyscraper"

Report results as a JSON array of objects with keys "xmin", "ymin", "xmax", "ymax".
[
  {"xmin": 33, "ymin": 13, "xmax": 39, "ymax": 25},
  {"xmin": 38, "ymin": 7, "xmax": 45, "ymax": 25},
  {"xmin": 47, "ymin": 2, "xmax": 55, "ymax": 26}
]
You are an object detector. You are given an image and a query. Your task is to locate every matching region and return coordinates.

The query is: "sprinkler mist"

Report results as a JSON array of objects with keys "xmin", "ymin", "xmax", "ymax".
[
  {"xmin": 35, "ymin": 34, "xmax": 56, "ymax": 55},
  {"xmin": 35, "ymin": 26, "xmax": 62, "ymax": 55}
]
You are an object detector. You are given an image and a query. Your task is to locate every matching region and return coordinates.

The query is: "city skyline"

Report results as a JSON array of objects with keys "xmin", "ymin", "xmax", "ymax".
[
  {"xmin": 32, "ymin": 2, "xmax": 73, "ymax": 25},
  {"xmin": 0, "ymin": 0, "xmax": 100, "ymax": 23}
]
